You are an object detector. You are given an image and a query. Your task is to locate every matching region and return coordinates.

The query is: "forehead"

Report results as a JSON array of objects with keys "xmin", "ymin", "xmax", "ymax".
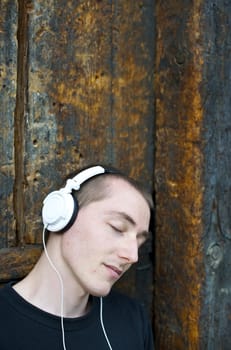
[
  {"xmin": 105, "ymin": 177, "xmax": 144, "ymax": 199},
  {"xmin": 101, "ymin": 178, "xmax": 150, "ymax": 220}
]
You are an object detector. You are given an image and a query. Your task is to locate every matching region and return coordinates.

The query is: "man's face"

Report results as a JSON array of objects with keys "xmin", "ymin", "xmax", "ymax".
[{"xmin": 60, "ymin": 177, "xmax": 151, "ymax": 297}]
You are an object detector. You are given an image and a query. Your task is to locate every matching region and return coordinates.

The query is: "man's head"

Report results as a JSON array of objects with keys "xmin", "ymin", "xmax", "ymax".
[{"xmin": 42, "ymin": 165, "xmax": 153, "ymax": 296}]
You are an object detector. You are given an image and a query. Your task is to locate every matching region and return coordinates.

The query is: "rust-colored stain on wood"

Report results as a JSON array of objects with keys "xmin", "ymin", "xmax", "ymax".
[
  {"xmin": 155, "ymin": 1, "xmax": 204, "ymax": 348},
  {"xmin": 111, "ymin": 1, "xmax": 154, "ymax": 182}
]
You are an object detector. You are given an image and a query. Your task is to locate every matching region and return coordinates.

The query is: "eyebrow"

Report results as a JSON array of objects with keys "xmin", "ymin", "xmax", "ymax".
[{"xmin": 106, "ymin": 211, "xmax": 151, "ymax": 238}]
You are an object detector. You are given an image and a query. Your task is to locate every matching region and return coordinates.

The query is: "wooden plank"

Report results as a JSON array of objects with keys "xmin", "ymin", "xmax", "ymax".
[
  {"xmin": 0, "ymin": 246, "xmax": 42, "ymax": 283},
  {"xmin": 155, "ymin": 0, "xmax": 231, "ymax": 348},
  {"xmin": 155, "ymin": 1, "xmax": 204, "ymax": 348},
  {"xmin": 111, "ymin": 1, "xmax": 155, "ymax": 184},
  {"xmin": 0, "ymin": 0, "xmax": 18, "ymax": 247},
  {"xmin": 13, "ymin": 0, "xmax": 31, "ymax": 249},
  {"xmin": 109, "ymin": 1, "xmax": 155, "ymax": 311},
  {"xmin": 200, "ymin": 1, "xmax": 231, "ymax": 348}
]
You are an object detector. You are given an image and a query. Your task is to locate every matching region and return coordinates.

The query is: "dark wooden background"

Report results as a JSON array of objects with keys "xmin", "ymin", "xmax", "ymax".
[{"xmin": 1, "ymin": 1, "xmax": 231, "ymax": 349}]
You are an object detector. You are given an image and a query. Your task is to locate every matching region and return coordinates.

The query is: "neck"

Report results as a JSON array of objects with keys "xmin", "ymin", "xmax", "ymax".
[{"xmin": 14, "ymin": 240, "xmax": 90, "ymax": 318}]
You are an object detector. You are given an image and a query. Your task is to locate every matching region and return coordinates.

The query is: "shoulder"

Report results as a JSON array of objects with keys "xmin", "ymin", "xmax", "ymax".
[
  {"xmin": 0, "ymin": 282, "xmax": 20, "ymax": 314},
  {"xmin": 0, "ymin": 282, "xmax": 12, "ymax": 301},
  {"xmin": 0, "ymin": 283, "xmax": 17, "ymax": 327}
]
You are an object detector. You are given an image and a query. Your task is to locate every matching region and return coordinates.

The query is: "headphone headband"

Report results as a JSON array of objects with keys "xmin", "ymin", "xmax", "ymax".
[{"xmin": 64, "ymin": 165, "xmax": 106, "ymax": 193}]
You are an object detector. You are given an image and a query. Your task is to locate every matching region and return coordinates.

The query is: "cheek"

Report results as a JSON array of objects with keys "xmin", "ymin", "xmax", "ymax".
[
  {"xmin": 61, "ymin": 215, "xmax": 114, "ymax": 264},
  {"xmin": 61, "ymin": 230, "xmax": 85, "ymax": 262},
  {"xmin": 61, "ymin": 229, "xmax": 97, "ymax": 262}
]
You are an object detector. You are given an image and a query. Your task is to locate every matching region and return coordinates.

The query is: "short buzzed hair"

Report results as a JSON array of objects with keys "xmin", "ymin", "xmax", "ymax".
[{"xmin": 72, "ymin": 165, "xmax": 153, "ymax": 212}]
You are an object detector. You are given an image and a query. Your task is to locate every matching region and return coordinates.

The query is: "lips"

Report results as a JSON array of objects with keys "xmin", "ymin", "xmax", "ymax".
[{"xmin": 104, "ymin": 264, "xmax": 123, "ymax": 278}]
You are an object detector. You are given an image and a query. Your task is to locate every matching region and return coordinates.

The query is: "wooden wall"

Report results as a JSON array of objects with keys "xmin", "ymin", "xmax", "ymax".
[{"xmin": 1, "ymin": 1, "xmax": 231, "ymax": 349}]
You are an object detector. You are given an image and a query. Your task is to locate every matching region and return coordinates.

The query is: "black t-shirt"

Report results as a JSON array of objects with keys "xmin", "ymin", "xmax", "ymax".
[{"xmin": 0, "ymin": 283, "xmax": 154, "ymax": 349}]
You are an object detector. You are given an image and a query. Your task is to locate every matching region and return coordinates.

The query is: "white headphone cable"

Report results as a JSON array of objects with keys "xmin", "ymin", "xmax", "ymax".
[
  {"xmin": 42, "ymin": 226, "xmax": 67, "ymax": 350},
  {"xmin": 42, "ymin": 226, "xmax": 112, "ymax": 350},
  {"xmin": 100, "ymin": 297, "xmax": 113, "ymax": 350}
]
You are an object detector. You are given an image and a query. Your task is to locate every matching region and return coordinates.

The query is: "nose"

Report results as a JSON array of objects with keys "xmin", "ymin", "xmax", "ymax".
[{"xmin": 118, "ymin": 236, "xmax": 139, "ymax": 264}]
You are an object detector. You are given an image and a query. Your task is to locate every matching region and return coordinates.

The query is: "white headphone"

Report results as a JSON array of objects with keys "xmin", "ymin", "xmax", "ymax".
[{"xmin": 42, "ymin": 165, "xmax": 107, "ymax": 232}]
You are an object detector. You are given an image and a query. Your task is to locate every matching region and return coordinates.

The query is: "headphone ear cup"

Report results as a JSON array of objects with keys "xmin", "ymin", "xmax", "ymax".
[{"xmin": 42, "ymin": 190, "xmax": 78, "ymax": 232}]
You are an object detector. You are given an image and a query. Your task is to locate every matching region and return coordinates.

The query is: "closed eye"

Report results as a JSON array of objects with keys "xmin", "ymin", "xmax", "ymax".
[{"xmin": 109, "ymin": 224, "xmax": 124, "ymax": 233}]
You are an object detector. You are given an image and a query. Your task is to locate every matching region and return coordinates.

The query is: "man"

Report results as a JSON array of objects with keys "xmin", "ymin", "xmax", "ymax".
[{"xmin": 0, "ymin": 165, "xmax": 154, "ymax": 349}]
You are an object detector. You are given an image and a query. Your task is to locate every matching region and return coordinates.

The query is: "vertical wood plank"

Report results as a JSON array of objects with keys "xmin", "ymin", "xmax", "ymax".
[
  {"xmin": 110, "ymin": 0, "xmax": 155, "ymax": 310},
  {"xmin": 0, "ymin": 0, "xmax": 18, "ymax": 247},
  {"xmin": 111, "ymin": 1, "xmax": 155, "ymax": 184},
  {"xmin": 155, "ymin": 1, "xmax": 204, "ymax": 348},
  {"xmin": 201, "ymin": 1, "xmax": 231, "ymax": 348},
  {"xmin": 155, "ymin": 0, "xmax": 231, "ymax": 348},
  {"xmin": 14, "ymin": 0, "xmax": 31, "ymax": 247}
]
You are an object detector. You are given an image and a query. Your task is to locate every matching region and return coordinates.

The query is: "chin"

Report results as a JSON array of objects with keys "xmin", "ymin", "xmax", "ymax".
[{"xmin": 89, "ymin": 284, "xmax": 112, "ymax": 297}]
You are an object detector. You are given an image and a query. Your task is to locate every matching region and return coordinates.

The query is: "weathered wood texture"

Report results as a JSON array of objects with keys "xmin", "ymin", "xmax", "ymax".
[
  {"xmin": 110, "ymin": 0, "xmax": 155, "ymax": 310},
  {"xmin": 155, "ymin": 0, "xmax": 231, "ymax": 349},
  {"xmin": 0, "ymin": 1, "xmax": 18, "ymax": 247},
  {"xmin": 201, "ymin": 1, "xmax": 231, "ymax": 349},
  {"xmin": 2, "ymin": 0, "xmax": 231, "ymax": 346},
  {"xmin": 0, "ymin": 0, "xmax": 155, "ymax": 313},
  {"xmin": 0, "ymin": 246, "xmax": 42, "ymax": 283}
]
